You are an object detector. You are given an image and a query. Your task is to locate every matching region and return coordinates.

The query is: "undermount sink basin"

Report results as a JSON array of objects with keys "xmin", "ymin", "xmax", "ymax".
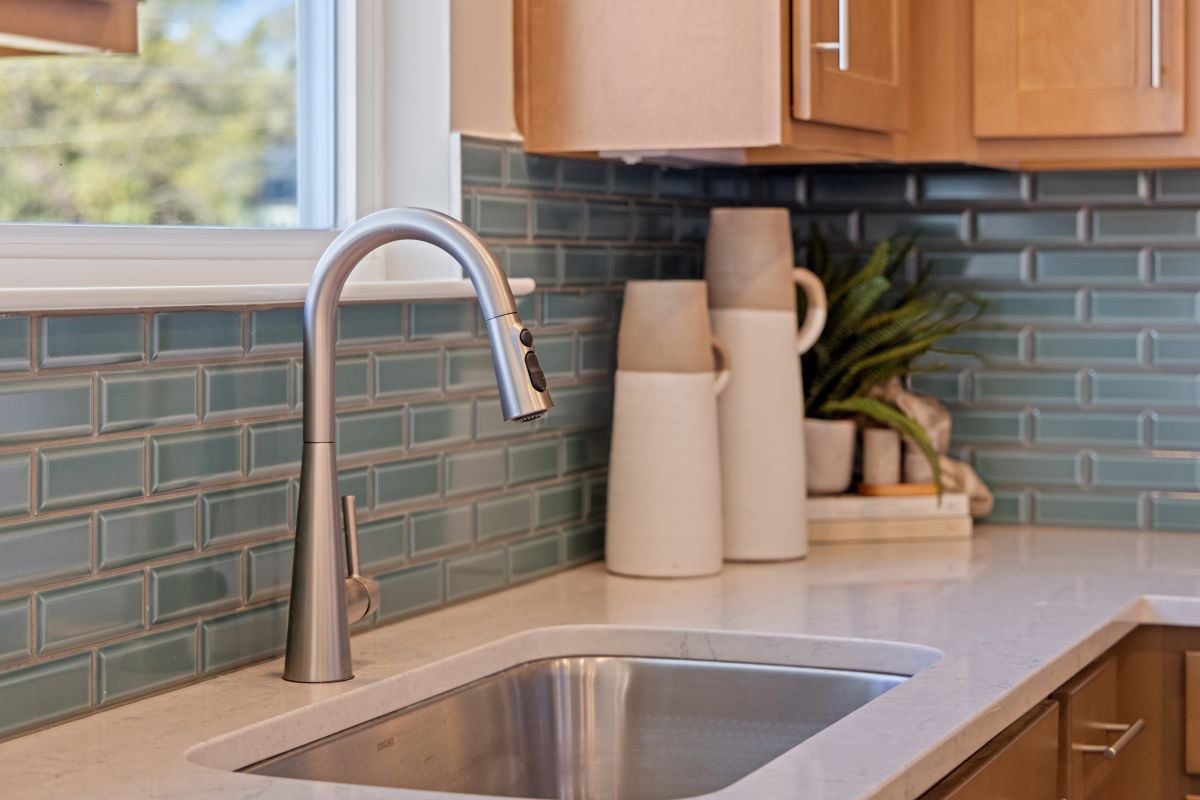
[{"xmin": 243, "ymin": 655, "xmax": 905, "ymax": 800}]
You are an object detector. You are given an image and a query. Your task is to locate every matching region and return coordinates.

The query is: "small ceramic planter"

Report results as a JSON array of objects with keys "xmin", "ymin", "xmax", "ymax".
[{"xmin": 804, "ymin": 418, "xmax": 856, "ymax": 495}]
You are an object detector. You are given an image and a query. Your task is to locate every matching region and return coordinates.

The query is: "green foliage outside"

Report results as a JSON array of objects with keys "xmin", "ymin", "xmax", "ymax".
[{"xmin": 0, "ymin": 0, "xmax": 297, "ymax": 227}]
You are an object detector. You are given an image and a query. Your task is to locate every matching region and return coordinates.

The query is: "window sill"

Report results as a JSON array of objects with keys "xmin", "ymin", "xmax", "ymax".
[{"xmin": 0, "ymin": 278, "xmax": 537, "ymax": 312}]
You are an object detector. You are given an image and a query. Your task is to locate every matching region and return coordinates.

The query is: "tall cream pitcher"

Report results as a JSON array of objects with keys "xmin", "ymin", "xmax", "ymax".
[{"xmin": 706, "ymin": 208, "xmax": 827, "ymax": 561}]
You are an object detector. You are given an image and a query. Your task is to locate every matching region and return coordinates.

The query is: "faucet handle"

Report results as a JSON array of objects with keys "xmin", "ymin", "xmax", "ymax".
[{"xmin": 341, "ymin": 495, "xmax": 381, "ymax": 623}]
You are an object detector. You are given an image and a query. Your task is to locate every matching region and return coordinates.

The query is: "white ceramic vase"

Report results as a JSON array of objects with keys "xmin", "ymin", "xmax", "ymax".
[{"xmin": 804, "ymin": 418, "xmax": 857, "ymax": 495}]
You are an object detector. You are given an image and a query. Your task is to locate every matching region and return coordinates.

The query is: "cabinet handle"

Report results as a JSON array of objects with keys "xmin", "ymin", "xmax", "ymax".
[
  {"xmin": 813, "ymin": 0, "xmax": 850, "ymax": 71},
  {"xmin": 1072, "ymin": 718, "xmax": 1146, "ymax": 760},
  {"xmin": 1151, "ymin": 0, "xmax": 1163, "ymax": 88}
]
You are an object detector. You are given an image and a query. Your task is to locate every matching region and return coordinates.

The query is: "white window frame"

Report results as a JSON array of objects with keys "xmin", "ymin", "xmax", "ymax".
[{"xmin": 0, "ymin": 0, "xmax": 522, "ymax": 312}]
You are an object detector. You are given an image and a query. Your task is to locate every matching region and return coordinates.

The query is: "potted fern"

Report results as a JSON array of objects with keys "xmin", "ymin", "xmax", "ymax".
[{"xmin": 800, "ymin": 230, "xmax": 985, "ymax": 494}]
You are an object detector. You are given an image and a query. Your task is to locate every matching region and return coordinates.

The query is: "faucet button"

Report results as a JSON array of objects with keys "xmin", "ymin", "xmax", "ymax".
[
  {"xmin": 519, "ymin": 328, "xmax": 534, "ymax": 347},
  {"xmin": 525, "ymin": 351, "xmax": 547, "ymax": 392}
]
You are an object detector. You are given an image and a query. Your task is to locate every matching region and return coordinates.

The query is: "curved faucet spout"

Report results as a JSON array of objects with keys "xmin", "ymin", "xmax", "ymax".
[{"xmin": 284, "ymin": 207, "xmax": 553, "ymax": 683}]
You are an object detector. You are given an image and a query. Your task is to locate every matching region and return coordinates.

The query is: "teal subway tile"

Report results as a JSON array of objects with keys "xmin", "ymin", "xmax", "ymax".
[
  {"xmin": 563, "ymin": 522, "xmax": 605, "ymax": 564},
  {"xmin": 1034, "ymin": 251, "xmax": 1141, "ymax": 285},
  {"xmin": 537, "ymin": 481, "xmax": 584, "ymax": 527},
  {"xmin": 921, "ymin": 171, "xmax": 1021, "ymax": 203},
  {"xmin": 202, "ymin": 362, "xmax": 290, "ymax": 421},
  {"xmin": 974, "ymin": 372, "xmax": 1082, "ymax": 405},
  {"xmin": 358, "ymin": 514, "xmax": 406, "ymax": 572},
  {"xmin": 973, "ymin": 450, "xmax": 1084, "ymax": 487},
  {"xmin": 505, "ymin": 246, "xmax": 558, "ymax": 283},
  {"xmin": 909, "ymin": 371, "xmax": 966, "ymax": 403},
  {"xmin": 611, "ymin": 248, "xmax": 657, "ymax": 281},
  {"xmin": 586, "ymin": 202, "xmax": 632, "ymax": 241},
  {"xmin": 864, "ymin": 213, "xmax": 962, "ymax": 242},
  {"xmin": 201, "ymin": 601, "xmax": 288, "ymax": 673},
  {"xmin": 509, "ymin": 533, "xmax": 560, "ymax": 582},
  {"xmin": 534, "ymin": 198, "xmax": 583, "ymax": 239},
  {"xmin": 542, "ymin": 292, "xmax": 616, "ymax": 325},
  {"xmin": 1153, "ymin": 331, "xmax": 1200, "ymax": 366},
  {"xmin": 98, "ymin": 498, "xmax": 195, "ymax": 570},
  {"xmin": 247, "ymin": 540, "xmax": 293, "ymax": 602},
  {"xmin": 703, "ymin": 171, "xmax": 753, "ymax": 202},
  {"xmin": 337, "ymin": 407, "xmax": 406, "ymax": 458},
  {"xmin": 0, "ymin": 454, "xmax": 28, "ymax": 518},
  {"xmin": 810, "ymin": 171, "xmax": 907, "ymax": 206},
  {"xmin": 505, "ymin": 151, "xmax": 558, "ymax": 189},
  {"xmin": 447, "ymin": 346, "xmax": 497, "ymax": 391},
  {"xmin": 97, "ymin": 626, "xmax": 196, "ymax": 705},
  {"xmin": 579, "ymin": 332, "xmax": 617, "ymax": 374},
  {"xmin": 759, "ymin": 172, "xmax": 804, "ymax": 204},
  {"xmin": 476, "ymin": 396, "xmax": 540, "ymax": 441},
  {"xmin": 987, "ymin": 490, "xmax": 1030, "ymax": 525},
  {"xmin": 979, "ymin": 291, "xmax": 1083, "ymax": 322},
  {"xmin": 677, "ymin": 206, "xmax": 709, "ymax": 243},
  {"xmin": 936, "ymin": 331, "xmax": 1024, "ymax": 364},
  {"xmin": 538, "ymin": 384, "xmax": 612, "ymax": 431},
  {"xmin": 564, "ymin": 431, "xmax": 609, "ymax": 472},
  {"xmin": 291, "ymin": 355, "xmax": 370, "ymax": 409},
  {"xmin": 150, "ymin": 428, "xmax": 241, "ymax": 492},
  {"xmin": 535, "ymin": 336, "xmax": 575, "ymax": 377},
  {"xmin": 1154, "ymin": 415, "xmax": 1200, "ymax": 449},
  {"xmin": 1157, "ymin": 170, "xmax": 1200, "ymax": 200},
  {"xmin": 410, "ymin": 400, "xmax": 473, "ymax": 448},
  {"xmin": 560, "ymin": 159, "xmax": 610, "ymax": 193},
  {"xmin": 374, "ymin": 350, "xmax": 441, "ymax": 398},
  {"xmin": 0, "ymin": 654, "xmax": 91, "ymax": 738},
  {"xmin": 410, "ymin": 504, "xmax": 473, "ymax": 556},
  {"xmin": 562, "ymin": 246, "xmax": 609, "ymax": 284},
  {"xmin": 0, "ymin": 516, "xmax": 91, "ymax": 592},
  {"xmin": 0, "ymin": 597, "xmax": 28, "ymax": 665},
  {"xmin": 1155, "ymin": 252, "xmax": 1200, "ymax": 285},
  {"xmin": 151, "ymin": 312, "xmax": 242, "ymax": 361},
  {"xmin": 248, "ymin": 308, "xmax": 302, "ymax": 354},
  {"xmin": 445, "ymin": 448, "xmax": 505, "ymax": 496},
  {"xmin": 150, "ymin": 551, "xmax": 242, "ymax": 624},
  {"xmin": 38, "ymin": 439, "xmax": 143, "ymax": 512},
  {"xmin": 922, "ymin": 252, "xmax": 1023, "ymax": 284},
  {"xmin": 1034, "ymin": 491, "xmax": 1141, "ymax": 529},
  {"xmin": 476, "ymin": 193, "xmax": 530, "ymax": 238},
  {"xmin": 409, "ymin": 301, "xmax": 475, "ymax": 341},
  {"xmin": 508, "ymin": 439, "xmax": 560, "ymax": 484},
  {"xmin": 1153, "ymin": 495, "xmax": 1200, "ymax": 531},
  {"xmin": 446, "ymin": 548, "xmax": 507, "ymax": 601},
  {"xmin": 201, "ymin": 482, "xmax": 289, "ymax": 547},
  {"xmin": 587, "ymin": 477, "xmax": 607, "ymax": 515},
  {"xmin": 1033, "ymin": 331, "xmax": 1141, "ymax": 365},
  {"xmin": 0, "ymin": 377, "xmax": 91, "ymax": 444},
  {"xmin": 0, "ymin": 316, "xmax": 29, "ymax": 371},
  {"xmin": 373, "ymin": 455, "xmax": 440, "ymax": 510},
  {"xmin": 338, "ymin": 303, "xmax": 405, "ymax": 344},
  {"xmin": 792, "ymin": 213, "xmax": 853, "ymax": 242},
  {"xmin": 461, "ymin": 141, "xmax": 504, "ymax": 186},
  {"xmin": 950, "ymin": 411, "xmax": 1026, "ymax": 445},
  {"xmin": 1093, "ymin": 209, "xmax": 1197, "ymax": 242},
  {"xmin": 1094, "ymin": 453, "xmax": 1198, "ymax": 491},
  {"xmin": 338, "ymin": 467, "xmax": 370, "ymax": 508},
  {"xmin": 477, "ymin": 493, "xmax": 532, "ymax": 541},
  {"xmin": 656, "ymin": 168, "xmax": 700, "ymax": 200},
  {"xmin": 976, "ymin": 211, "xmax": 1079, "ymax": 242},
  {"xmin": 247, "ymin": 419, "xmax": 301, "ymax": 477},
  {"xmin": 658, "ymin": 250, "xmax": 702, "ymax": 280},
  {"xmin": 1092, "ymin": 291, "xmax": 1197, "ymax": 324},
  {"xmin": 612, "ymin": 163, "xmax": 657, "ymax": 197},
  {"xmin": 376, "ymin": 562, "xmax": 442, "ymax": 621},
  {"xmin": 39, "ymin": 314, "xmax": 143, "ymax": 368},
  {"xmin": 1036, "ymin": 171, "xmax": 1139, "ymax": 202},
  {"xmin": 633, "ymin": 204, "xmax": 676, "ymax": 242},
  {"xmin": 1033, "ymin": 411, "xmax": 1144, "ymax": 447},
  {"xmin": 37, "ymin": 573, "xmax": 143, "ymax": 653},
  {"xmin": 100, "ymin": 368, "xmax": 197, "ymax": 433},
  {"xmin": 1092, "ymin": 373, "xmax": 1199, "ymax": 407}
]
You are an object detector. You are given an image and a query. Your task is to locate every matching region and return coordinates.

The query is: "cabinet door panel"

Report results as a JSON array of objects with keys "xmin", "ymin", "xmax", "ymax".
[
  {"xmin": 792, "ymin": 0, "xmax": 909, "ymax": 132},
  {"xmin": 974, "ymin": 0, "xmax": 1185, "ymax": 138}
]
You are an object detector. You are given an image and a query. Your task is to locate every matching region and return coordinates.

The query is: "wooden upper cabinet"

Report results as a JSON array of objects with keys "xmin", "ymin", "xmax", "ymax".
[
  {"xmin": 973, "ymin": 0, "xmax": 1185, "ymax": 138},
  {"xmin": 793, "ymin": 0, "xmax": 909, "ymax": 132},
  {"xmin": 0, "ymin": 0, "xmax": 139, "ymax": 57}
]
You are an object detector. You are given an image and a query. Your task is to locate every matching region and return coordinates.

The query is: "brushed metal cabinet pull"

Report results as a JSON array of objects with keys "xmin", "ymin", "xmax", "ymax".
[
  {"xmin": 1072, "ymin": 718, "xmax": 1146, "ymax": 760},
  {"xmin": 1151, "ymin": 0, "xmax": 1163, "ymax": 88},
  {"xmin": 813, "ymin": 0, "xmax": 850, "ymax": 71}
]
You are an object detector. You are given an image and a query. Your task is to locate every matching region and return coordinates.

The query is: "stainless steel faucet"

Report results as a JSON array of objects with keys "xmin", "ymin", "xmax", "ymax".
[{"xmin": 283, "ymin": 208, "xmax": 553, "ymax": 683}]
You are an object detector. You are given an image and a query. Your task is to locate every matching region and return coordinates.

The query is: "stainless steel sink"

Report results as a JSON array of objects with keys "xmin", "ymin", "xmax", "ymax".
[{"xmin": 243, "ymin": 655, "xmax": 905, "ymax": 800}]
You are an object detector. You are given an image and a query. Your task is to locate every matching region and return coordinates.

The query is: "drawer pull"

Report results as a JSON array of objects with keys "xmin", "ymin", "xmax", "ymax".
[{"xmin": 1072, "ymin": 719, "xmax": 1146, "ymax": 760}]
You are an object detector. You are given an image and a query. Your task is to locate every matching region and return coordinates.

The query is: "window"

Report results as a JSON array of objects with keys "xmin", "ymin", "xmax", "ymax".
[{"xmin": 0, "ymin": 0, "xmax": 329, "ymax": 229}]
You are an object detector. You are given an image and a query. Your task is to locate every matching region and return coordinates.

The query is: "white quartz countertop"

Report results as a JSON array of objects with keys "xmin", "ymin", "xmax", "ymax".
[{"xmin": 5, "ymin": 524, "xmax": 1200, "ymax": 800}]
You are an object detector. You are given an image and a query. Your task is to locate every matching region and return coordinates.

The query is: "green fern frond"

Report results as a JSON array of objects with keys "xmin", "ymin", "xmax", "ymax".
[{"xmin": 820, "ymin": 397, "xmax": 942, "ymax": 494}]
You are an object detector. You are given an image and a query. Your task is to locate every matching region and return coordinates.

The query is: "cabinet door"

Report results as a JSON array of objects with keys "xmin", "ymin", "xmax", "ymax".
[
  {"xmin": 974, "ymin": 0, "xmax": 1185, "ymax": 138},
  {"xmin": 792, "ymin": 0, "xmax": 909, "ymax": 132}
]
